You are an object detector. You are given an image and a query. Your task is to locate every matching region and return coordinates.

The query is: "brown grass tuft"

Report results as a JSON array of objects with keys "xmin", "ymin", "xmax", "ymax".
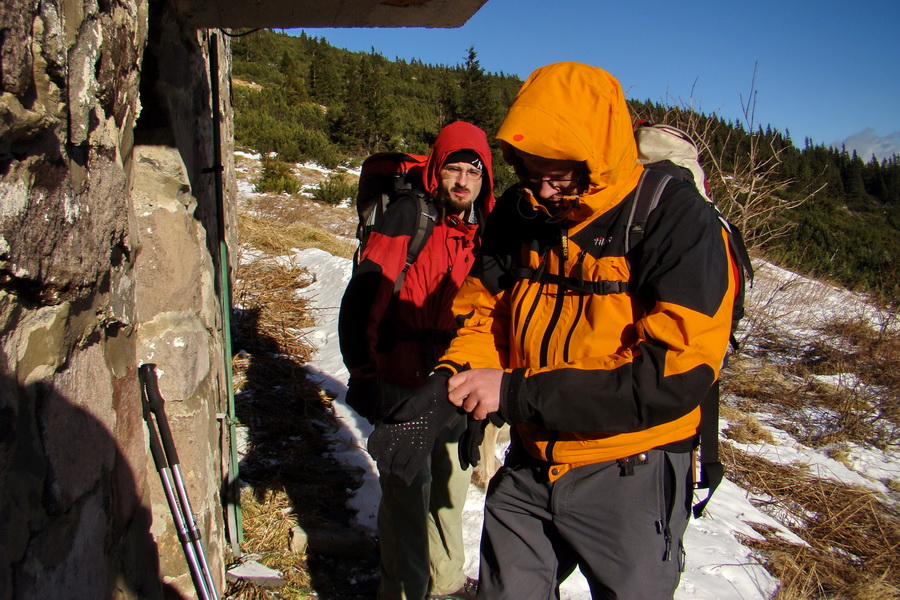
[
  {"xmin": 233, "ymin": 258, "xmax": 316, "ymax": 365},
  {"xmin": 721, "ymin": 358, "xmax": 797, "ymax": 405},
  {"xmin": 722, "ymin": 443, "xmax": 900, "ymax": 599},
  {"xmin": 239, "ymin": 212, "xmax": 357, "ymax": 259},
  {"xmin": 721, "ymin": 406, "xmax": 776, "ymax": 445},
  {"xmin": 723, "ymin": 343, "xmax": 900, "ymax": 451},
  {"xmin": 227, "ymin": 488, "xmax": 315, "ymax": 599}
]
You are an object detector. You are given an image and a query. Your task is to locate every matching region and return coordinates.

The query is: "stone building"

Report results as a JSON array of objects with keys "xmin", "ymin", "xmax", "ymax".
[{"xmin": 0, "ymin": 0, "xmax": 486, "ymax": 597}]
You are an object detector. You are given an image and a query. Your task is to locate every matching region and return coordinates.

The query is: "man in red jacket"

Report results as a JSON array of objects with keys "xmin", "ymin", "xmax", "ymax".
[{"xmin": 339, "ymin": 121, "xmax": 494, "ymax": 600}]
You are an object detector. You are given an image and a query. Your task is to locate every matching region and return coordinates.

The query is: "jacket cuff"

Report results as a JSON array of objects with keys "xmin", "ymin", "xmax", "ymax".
[
  {"xmin": 499, "ymin": 368, "xmax": 529, "ymax": 424},
  {"xmin": 433, "ymin": 360, "xmax": 469, "ymax": 377}
]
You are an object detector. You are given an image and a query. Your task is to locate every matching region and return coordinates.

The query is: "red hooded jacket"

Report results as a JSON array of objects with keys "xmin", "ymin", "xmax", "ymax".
[{"xmin": 339, "ymin": 121, "xmax": 495, "ymax": 388}]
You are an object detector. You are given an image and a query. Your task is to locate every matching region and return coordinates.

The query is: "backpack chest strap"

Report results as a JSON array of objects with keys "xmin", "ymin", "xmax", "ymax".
[{"xmin": 514, "ymin": 267, "xmax": 630, "ymax": 295}]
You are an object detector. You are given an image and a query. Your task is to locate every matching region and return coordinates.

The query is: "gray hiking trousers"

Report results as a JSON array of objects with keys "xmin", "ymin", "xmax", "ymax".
[{"xmin": 478, "ymin": 444, "xmax": 692, "ymax": 600}]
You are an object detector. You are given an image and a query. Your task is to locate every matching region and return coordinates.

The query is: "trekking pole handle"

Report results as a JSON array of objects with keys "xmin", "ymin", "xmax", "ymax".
[
  {"xmin": 140, "ymin": 365, "xmax": 170, "ymax": 472},
  {"xmin": 139, "ymin": 364, "xmax": 217, "ymax": 600},
  {"xmin": 139, "ymin": 363, "xmax": 182, "ymax": 467}
]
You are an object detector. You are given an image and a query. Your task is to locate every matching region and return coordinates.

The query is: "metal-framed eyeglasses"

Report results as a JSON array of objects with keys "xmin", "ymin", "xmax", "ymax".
[{"xmin": 441, "ymin": 165, "xmax": 484, "ymax": 180}]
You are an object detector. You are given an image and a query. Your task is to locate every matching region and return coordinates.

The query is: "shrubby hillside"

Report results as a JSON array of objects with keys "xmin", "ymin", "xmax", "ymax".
[
  {"xmin": 228, "ymin": 151, "xmax": 900, "ymax": 600},
  {"xmin": 229, "ymin": 28, "xmax": 900, "ymax": 305}
]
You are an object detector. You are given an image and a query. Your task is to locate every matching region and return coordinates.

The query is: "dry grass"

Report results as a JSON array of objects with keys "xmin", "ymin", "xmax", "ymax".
[
  {"xmin": 720, "ymin": 405, "xmax": 776, "ymax": 445},
  {"xmin": 227, "ymin": 488, "xmax": 316, "ymax": 599},
  {"xmin": 233, "ymin": 258, "xmax": 316, "ymax": 364},
  {"xmin": 239, "ymin": 212, "xmax": 357, "ymax": 260},
  {"xmin": 722, "ymin": 443, "xmax": 900, "ymax": 600},
  {"xmin": 721, "ymin": 317, "xmax": 900, "ymax": 599},
  {"xmin": 722, "ymin": 357, "xmax": 798, "ymax": 406},
  {"xmin": 724, "ymin": 310, "xmax": 900, "ymax": 451},
  {"xmin": 227, "ymin": 299, "xmax": 377, "ymax": 598},
  {"xmin": 810, "ymin": 315, "xmax": 900, "ymax": 417},
  {"xmin": 771, "ymin": 313, "xmax": 900, "ymax": 451},
  {"xmin": 230, "ymin": 255, "xmax": 362, "ymax": 530},
  {"xmin": 225, "ymin": 190, "xmax": 378, "ymax": 599},
  {"xmin": 239, "ymin": 170, "xmax": 357, "ymax": 254}
]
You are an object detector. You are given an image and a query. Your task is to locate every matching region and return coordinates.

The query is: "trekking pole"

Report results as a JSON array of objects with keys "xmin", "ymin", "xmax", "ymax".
[{"xmin": 140, "ymin": 363, "xmax": 220, "ymax": 600}]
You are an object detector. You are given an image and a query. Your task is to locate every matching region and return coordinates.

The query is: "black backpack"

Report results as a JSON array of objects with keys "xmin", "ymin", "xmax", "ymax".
[
  {"xmin": 634, "ymin": 122, "xmax": 755, "ymax": 517},
  {"xmin": 627, "ymin": 164, "xmax": 753, "ymax": 517}
]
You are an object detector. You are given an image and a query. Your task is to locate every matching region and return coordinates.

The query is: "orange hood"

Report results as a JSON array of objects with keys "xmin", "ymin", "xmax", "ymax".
[{"xmin": 497, "ymin": 62, "xmax": 644, "ymax": 221}]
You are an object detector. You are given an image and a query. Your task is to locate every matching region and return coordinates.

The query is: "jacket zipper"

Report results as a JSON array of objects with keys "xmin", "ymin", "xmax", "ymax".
[
  {"xmin": 518, "ymin": 248, "xmax": 549, "ymax": 358},
  {"xmin": 539, "ymin": 229, "xmax": 568, "ymax": 365},
  {"xmin": 562, "ymin": 250, "xmax": 589, "ymax": 362},
  {"xmin": 541, "ymin": 230, "xmax": 569, "ymax": 464}
]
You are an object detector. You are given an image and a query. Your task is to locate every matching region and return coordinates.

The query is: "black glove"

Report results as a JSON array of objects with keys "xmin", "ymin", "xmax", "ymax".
[
  {"xmin": 458, "ymin": 412, "xmax": 506, "ymax": 470},
  {"xmin": 458, "ymin": 415, "xmax": 487, "ymax": 470},
  {"xmin": 367, "ymin": 370, "xmax": 461, "ymax": 484},
  {"xmin": 345, "ymin": 377, "xmax": 382, "ymax": 424}
]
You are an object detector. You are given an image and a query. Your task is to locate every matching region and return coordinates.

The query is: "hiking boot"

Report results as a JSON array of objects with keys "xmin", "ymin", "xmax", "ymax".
[{"xmin": 426, "ymin": 576, "xmax": 478, "ymax": 600}]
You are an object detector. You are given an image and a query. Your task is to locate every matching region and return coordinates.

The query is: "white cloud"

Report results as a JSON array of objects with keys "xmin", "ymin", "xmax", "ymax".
[{"xmin": 834, "ymin": 128, "xmax": 900, "ymax": 162}]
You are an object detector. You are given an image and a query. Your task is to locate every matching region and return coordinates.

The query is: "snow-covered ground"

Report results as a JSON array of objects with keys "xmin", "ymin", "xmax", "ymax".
[{"xmin": 236, "ymin": 153, "xmax": 899, "ymax": 599}]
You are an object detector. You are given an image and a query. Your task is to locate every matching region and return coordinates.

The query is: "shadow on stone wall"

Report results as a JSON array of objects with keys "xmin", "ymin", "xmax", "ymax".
[
  {"xmin": 0, "ymin": 371, "xmax": 191, "ymax": 599},
  {"xmin": 230, "ymin": 306, "xmax": 379, "ymax": 599}
]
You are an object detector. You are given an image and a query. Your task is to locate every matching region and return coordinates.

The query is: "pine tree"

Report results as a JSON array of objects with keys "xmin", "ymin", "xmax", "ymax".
[
  {"xmin": 308, "ymin": 42, "xmax": 344, "ymax": 105},
  {"xmin": 280, "ymin": 51, "xmax": 309, "ymax": 103},
  {"xmin": 337, "ymin": 51, "xmax": 393, "ymax": 152},
  {"xmin": 453, "ymin": 47, "xmax": 498, "ymax": 133}
]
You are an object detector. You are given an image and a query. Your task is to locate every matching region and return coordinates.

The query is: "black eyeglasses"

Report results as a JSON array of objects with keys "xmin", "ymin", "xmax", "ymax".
[{"xmin": 522, "ymin": 174, "xmax": 582, "ymax": 190}]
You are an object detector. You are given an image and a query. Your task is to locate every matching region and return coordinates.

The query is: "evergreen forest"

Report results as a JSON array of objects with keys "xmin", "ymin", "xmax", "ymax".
[{"xmin": 229, "ymin": 29, "xmax": 900, "ymax": 305}]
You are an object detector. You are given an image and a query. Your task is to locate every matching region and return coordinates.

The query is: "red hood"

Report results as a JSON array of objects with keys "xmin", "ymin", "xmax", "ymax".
[{"xmin": 423, "ymin": 121, "xmax": 495, "ymax": 217}]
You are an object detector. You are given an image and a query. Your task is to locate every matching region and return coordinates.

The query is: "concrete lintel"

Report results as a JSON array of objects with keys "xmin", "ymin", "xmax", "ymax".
[{"xmin": 177, "ymin": 0, "xmax": 489, "ymax": 30}]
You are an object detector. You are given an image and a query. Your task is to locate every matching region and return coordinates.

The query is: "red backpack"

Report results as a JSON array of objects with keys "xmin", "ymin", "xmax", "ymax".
[{"xmin": 354, "ymin": 152, "xmax": 438, "ymax": 297}]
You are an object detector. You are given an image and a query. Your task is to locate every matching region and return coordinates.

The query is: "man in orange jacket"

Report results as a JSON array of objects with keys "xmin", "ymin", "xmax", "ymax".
[{"xmin": 368, "ymin": 63, "xmax": 737, "ymax": 599}]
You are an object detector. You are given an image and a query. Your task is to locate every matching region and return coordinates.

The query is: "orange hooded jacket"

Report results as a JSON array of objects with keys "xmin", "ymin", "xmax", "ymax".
[{"xmin": 436, "ymin": 63, "xmax": 737, "ymax": 480}]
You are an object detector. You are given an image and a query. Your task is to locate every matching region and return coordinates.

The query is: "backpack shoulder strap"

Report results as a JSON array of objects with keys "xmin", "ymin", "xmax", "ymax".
[
  {"xmin": 353, "ymin": 191, "xmax": 391, "ymax": 269},
  {"xmin": 693, "ymin": 379, "xmax": 724, "ymax": 518},
  {"xmin": 391, "ymin": 191, "xmax": 437, "ymax": 298},
  {"xmin": 624, "ymin": 168, "xmax": 673, "ymax": 253},
  {"xmin": 625, "ymin": 167, "xmax": 727, "ymax": 517},
  {"xmin": 405, "ymin": 191, "xmax": 438, "ymax": 266}
]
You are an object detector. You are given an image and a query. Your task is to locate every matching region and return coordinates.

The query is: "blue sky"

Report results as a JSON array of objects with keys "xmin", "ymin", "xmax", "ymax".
[{"xmin": 290, "ymin": 0, "xmax": 899, "ymax": 161}]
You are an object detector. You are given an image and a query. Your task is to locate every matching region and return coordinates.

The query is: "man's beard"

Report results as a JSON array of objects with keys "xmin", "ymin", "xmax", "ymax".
[{"xmin": 440, "ymin": 187, "xmax": 476, "ymax": 215}]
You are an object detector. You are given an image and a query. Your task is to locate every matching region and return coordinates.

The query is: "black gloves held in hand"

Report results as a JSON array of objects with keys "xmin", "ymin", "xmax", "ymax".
[
  {"xmin": 366, "ymin": 369, "xmax": 462, "ymax": 485},
  {"xmin": 382, "ymin": 368, "xmax": 452, "ymax": 424},
  {"xmin": 345, "ymin": 377, "xmax": 382, "ymax": 424},
  {"xmin": 458, "ymin": 412, "xmax": 506, "ymax": 470}
]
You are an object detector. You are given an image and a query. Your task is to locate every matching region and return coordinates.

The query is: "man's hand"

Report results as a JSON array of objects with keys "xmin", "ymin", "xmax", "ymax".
[{"xmin": 447, "ymin": 368, "xmax": 503, "ymax": 421}]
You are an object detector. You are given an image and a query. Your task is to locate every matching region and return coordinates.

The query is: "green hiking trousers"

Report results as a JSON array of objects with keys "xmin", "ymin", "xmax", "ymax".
[{"xmin": 376, "ymin": 381, "xmax": 472, "ymax": 600}]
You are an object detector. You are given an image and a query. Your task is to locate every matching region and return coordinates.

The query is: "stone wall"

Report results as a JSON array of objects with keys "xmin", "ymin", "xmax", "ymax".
[{"xmin": 0, "ymin": 0, "xmax": 236, "ymax": 596}]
